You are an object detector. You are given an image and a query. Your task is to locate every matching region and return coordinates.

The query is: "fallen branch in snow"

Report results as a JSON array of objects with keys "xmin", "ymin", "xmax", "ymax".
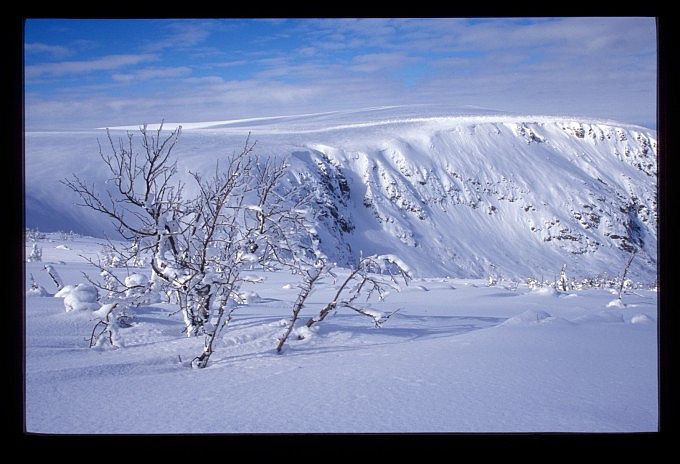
[
  {"xmin": 43, "ymin": 264, "xmax": 64, "ymax": 290},
  {"xmin": 342, "ymin": 304, "xmax": 401, "ymax": 328}
]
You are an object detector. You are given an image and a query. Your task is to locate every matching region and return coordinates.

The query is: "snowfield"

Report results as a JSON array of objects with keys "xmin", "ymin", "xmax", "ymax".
[{"xmin": 25, "ymin": 235, "xmax": 658, "ymax": 433}]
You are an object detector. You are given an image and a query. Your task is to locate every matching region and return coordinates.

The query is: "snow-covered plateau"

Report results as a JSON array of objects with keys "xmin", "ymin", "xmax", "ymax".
[
  {"xmin": 24, "ymin": 107, "xmax": 658, "ymax": 433},
  {"xmin": 25, "ymin": 234, "xmax": 657, "ymax": 433},
  {"xmin": 26, "ymin": 106, "xmax": 657, "ymax": 282}
]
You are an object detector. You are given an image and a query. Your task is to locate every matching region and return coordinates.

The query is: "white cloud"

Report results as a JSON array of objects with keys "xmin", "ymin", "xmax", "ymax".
[
  {"xmin": 111, "ymin": 66, "xmax": 192, "ymax": 83},
  {"xmin": 25, "ymin": 42, "xmax": 71, "ymax": 59},
  {"xmin": 143, "ymin": 21, "xmax": 212, "ymax": 53},
  {"xmin": 26, "ymin": 54, "xmax": 157, "ymax": 79},
  {"xmin": 350, "ymin": 52, "xmax": 415, "ymax": 73}
]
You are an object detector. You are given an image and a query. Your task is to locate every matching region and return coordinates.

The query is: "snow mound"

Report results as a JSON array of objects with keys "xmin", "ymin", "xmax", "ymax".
[
  {"xmin": 124, "ymin": 273, "xmax": 148, "ymax": 297},
  {"xmin": 238, "ymin": 291, "xmax": 262, "ymax": 305},
  {"xmin": 606, "ymin": 298, "xmax": 626, "ymax": 309},
  {"xmin": 92, "ymin": 303, "xmax": 117, "ymax": 319},
  {"xmin": 281, "ymin": 284, "xmax": 294, "ymax": 290},
  {"xmin": 529, "ymin": 287, "xmax": 560, "ymax": 297},
  {"xmin": 500, "ymin": 309, "xmax": 571, "ymax": 327},
  {"xmin": 243, "ymin": 275, "xmax": 265, "ymax": 283},
  {"xmin": 630, "ymin": 314, "xmax": 655, "ymax": 325},
  {"xmin": 55, "ymin": 245, "xmax": 70, "ymax": 250},
  {"xmin": 573, "ymin": 311, "xmax": 625, "ymax": 324},
  {"xmin": 124, "ymin": 273, "xmax": 148, "ymax": 287},
  {"xmin": 26, "ymin": 285, "xmax": 51, "ymax": 297},
  {"xmin": 293, "ymin": 325, "xmax": 314, "ymax": 340},
  {"xmin": 56, "ymin": 284, "xmax": 100, "ymax": 312}
]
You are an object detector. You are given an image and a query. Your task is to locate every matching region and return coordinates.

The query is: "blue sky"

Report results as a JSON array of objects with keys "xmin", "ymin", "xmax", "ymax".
[{"xmin": 25, "ymin": 18, "xmax": 657, "ymax": 130}]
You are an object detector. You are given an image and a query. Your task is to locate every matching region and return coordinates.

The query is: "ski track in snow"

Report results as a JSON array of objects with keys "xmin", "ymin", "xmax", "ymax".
[{"xmin": 24, "ymin": 236, "xmax": 658, "ymax": 433}]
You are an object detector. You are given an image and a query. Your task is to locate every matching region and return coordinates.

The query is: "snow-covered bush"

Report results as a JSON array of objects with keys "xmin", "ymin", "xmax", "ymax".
[
  {"xmin": 486, "ymin": 264, "xmax": 500, "ymax": 287},
  {"xmin": 124, "ymin": 273, "xmax": 148, "ymax": 298},
  {"xmin": 55, "ymin": 284, "xmax": 99, "ymax": 312},
  {"xmin": 526, "ymin": 277, "xmax": 543, "ymax": 289},
  {"xmin": 26, "ymin": 274, "xmax": 50, "ymax": 297},
  {"xmin": 90, "ymin": 303, "xmax": 125, "ymax": 348},
  {"xmin": 27, "ymin": 243, "xmax": 42, "ymax": 262},
  {"xmin": 558, "ymin": 264, "xmax": 569, "ymax": 292},
  {"xmin": 26, "ymin": 228, "xmax": 46, "ymax": 241}
]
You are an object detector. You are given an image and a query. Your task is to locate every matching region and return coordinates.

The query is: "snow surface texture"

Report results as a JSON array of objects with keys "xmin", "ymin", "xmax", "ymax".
[
  {"xmin": 26, "ymin": 107, "xmax": 657, "ymax": 281},
  {"xmin": 25, "ymin": 235, "xmax": 657, "ymax": 433}
]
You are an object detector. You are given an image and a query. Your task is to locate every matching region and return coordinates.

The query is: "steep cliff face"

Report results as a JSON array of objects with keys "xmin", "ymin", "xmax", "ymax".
[
  {"xmin": 25, "ymin": 112, "xmax": 657, "ymax": 281},
  {"xmin": 281, "ymin": 118, "xmax": 657, "ymax": 281}
]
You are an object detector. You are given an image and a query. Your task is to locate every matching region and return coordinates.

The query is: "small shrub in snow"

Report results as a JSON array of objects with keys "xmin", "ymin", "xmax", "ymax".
[
  {"xmin": 487, "ymin": 264, "xmax": 500, "ymax": 287},
  {"xmin": 26, "ymin": 228, "xmax": 46, "ymax": 241},
  {"xmin": 27, "ymin": 243, "xmax": 42, "ymax": 262},
  {"xmin": 124, "ymin": 273, "xmax": 148, "ymax": 298},
  {"xmin": 90, "ymin": 303, "xmax": 125, "ymax": 348},
  {"xmin": 526, "ymin": 277, "xmax": 542, "ymax": 290},
  {"xmin": 558, "ymin": 264, "xmax": 569, "ymax": 292},
  {"xmin": 26, "ymin": 274, "xmax": 50, "ymax": 297}
]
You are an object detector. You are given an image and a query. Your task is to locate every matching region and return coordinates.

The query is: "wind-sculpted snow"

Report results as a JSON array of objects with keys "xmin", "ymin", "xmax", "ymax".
[{"xmin": 26, "ymin": 108, "xmax": 657, "ymax": 281}]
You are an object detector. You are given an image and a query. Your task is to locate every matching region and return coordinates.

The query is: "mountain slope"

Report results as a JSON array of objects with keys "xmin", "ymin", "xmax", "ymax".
[{"xmin": 25, "ymin": 109, "xmax": 657, "ymax": 281}]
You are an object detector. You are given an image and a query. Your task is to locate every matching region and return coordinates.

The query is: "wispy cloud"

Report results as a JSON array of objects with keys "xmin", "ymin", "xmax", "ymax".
[
  {"xmin": 350, "ymin": 52, "xmax": 416, "ymax": 73},
  {"xmin": 26, "ymin": 54, "xmax": 156, "ymax": 79},
  {"xmin": 143, "ymin": 21, "xmax": 212, "ymax": 53},
  {"xmin": 25, "ymin": 42, "xmax": 72, "ymax": 59},
  {"xmin": 111, "ymin": 66, "xmax": 192, "ymax": 83}
]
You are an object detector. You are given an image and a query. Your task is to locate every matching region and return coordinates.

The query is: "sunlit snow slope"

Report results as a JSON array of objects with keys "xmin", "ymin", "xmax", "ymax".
[{"xmin": 26, "ymin": 106, "xmax": 657, "ymax": 280}]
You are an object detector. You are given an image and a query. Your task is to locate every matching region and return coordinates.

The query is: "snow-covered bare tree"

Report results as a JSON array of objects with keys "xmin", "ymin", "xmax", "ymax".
[
  {"xmin": 303, "ymin": 254, "xmax": 411, "ymax": 331},
  {"xmin": 617, "ymin": 251, "xmax": 636, "ymax": 300},
  {"xmin": 64, "ymin": 124, "xmax": 319, "ymax": 368},
  {"xmin": 271, "ymin": 254, "xmax": 411, "ymax": 353}
]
